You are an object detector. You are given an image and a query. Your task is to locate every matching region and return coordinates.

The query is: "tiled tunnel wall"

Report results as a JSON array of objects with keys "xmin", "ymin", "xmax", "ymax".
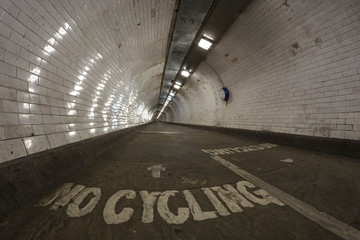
[
  {"xmin": 0, "ymin": 0, "xmax": 176, "ymax": 164},
  {"xmin": 167, "ymin": 0, "xmax": 360, "ymax": 141},
  {"xmin": 1, "ymin": 0, "xmax": 360, "ymax": 165}
]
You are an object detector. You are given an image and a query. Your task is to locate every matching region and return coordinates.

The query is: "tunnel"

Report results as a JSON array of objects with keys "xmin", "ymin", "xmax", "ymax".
[{"xmin": 0, "ymin": 0, "xmax": 360, "ymax": 239}]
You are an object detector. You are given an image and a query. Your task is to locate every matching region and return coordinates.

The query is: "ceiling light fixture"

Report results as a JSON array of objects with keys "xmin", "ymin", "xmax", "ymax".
[
  {"xmin": 198, "ymin": 38, "xmax": 213, "ymax": 50},
  {"xmin": 181, "ymin": 70, "xmax": 190, "ymax": 77},
  {"xmin": 174, "ymin": 84, "xmax": 181, "ymax": 89}
]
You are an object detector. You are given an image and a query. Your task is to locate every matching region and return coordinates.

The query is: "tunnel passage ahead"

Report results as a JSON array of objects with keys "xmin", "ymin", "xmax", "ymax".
[{"xmin": 1, "ymin": 122, "xmax": 359, "ymax": 240}]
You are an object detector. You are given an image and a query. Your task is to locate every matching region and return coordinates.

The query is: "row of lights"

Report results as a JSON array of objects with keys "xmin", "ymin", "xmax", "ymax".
[{"xmin": 156, "ymin": 36, "xmax": 213, "ymax": 119}]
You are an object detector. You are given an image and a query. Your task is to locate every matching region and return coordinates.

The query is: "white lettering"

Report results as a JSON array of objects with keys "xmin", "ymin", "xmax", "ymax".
[
  {"xmin": 214, "ymin": 149, "xmax": 232, "ymax": 155},
  {"xmin": 36, "ymin": 179, "xmax": 287, "ymax": 225},
  {"xmin": 211, "ymin": 185, "xmax": 254, "ymax": 213},
  {"xmin": 201, "ymin": 188, "xmax": 230, "ymax": 216},
  {"xmin": 103, "ymin": 190, "xmax": 136, "ymax": 224},
  {"xmin": 140, "ymin": 191, "xmax": 161, "ymax": 223},
  {"xmin": 229, "ymin": 147, "xmax": 242, "ymax": 153},
  {"xmin": 201, "ymin": 149, "xmax": 219, "ymax": 155},
  {"xmin": 259, "ymin": 143, "xmax": 278, "ymax": 148},
  {"xmin": 248, "ymin": 145, "xmax": 265, "ymax": 150},
  {"xmin": 237, "ymin": 146, "xmax": 253, "ymax": 152},
  {"xmin": 157, "ymin": 190, "xmax": 189, "ymax": 224},
  {"xmin": 66, "ymin": 187, "xmax": 101, "ymax": 217},
  {"xmin": 201, "ymin": 143, "xmax": 278, "ymax": 156},
  {"xmin": 237, "ymin": 181, "xmax": 284, "ymax": 206},
  {"xmin": 36, "ymin": 182, "xmax": 74, "ymax": 207},
  {"xmin": 183, "ymin": 190, "xmax": 217, "ymax": 221},
  {"xmin": 50, "ymin": 185, "xmax": 86, "ymax": 210}
]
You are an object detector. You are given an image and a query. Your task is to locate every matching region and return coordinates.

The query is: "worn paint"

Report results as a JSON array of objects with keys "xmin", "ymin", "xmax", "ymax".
[
  {"xmin": 67, "ymin": 188, "xmax": 101, "ymax": 217},
  {"xmin": 236, "ymin": 181, "xmax": 284, "ymax": 206},
  {"xmin": 201, "ymin": 187, "xmax": 230, "ymax": 216},
  {"xmin": 157, "ymin": 190, "xmax": 190, "ymax": 224},
  {"xmin": 183, "ymin": 190, "xmax": 217, "ymax": 221},
  {"xmin": 36, "ymin": 182, "xmax": 74, "ymax": 207},
  {"xmin": 37, "ymin": 179, "xmax": 285, "ymax": 225},
  {"xmin": 103, "ymin": 190, "xmax": 136, "ymax": 224},
  {"xmin": 211, "ymin": 185, "xmax": 254, "ymax": 213},
  {"xmin": 280, "ymin": 158, "xmax": 294, "ymax": 163},
  {"xmin": 140, "ymin": 191, "xmax": 161, "ymax": 223},
  {"xmin": 50, "ymin": 185, "xmax": 86, "ymax": 211},
  {"xmin": 147, "ymin": 164, "xmax": 166, "ymax": 178},
  {"xmin": 201, "ymin": 143, "xmax": 278, "ymax": 156}
]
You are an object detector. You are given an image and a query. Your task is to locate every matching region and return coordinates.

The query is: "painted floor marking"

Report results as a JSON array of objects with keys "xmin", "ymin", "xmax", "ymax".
[
  {"xmin": 36, "ymin": 180, "xmax": 284, "ymax": 225},
  {"xmin": 140, "ymin": 131, "xmax": 183, "ymax": 134},
  {"xmin": 201, "ymin": 143, "xmax": 278, "ymax": 156},
  {"xmin": 147, "ymin": 164, "xmax": 166, "ymax": 178},
  {"xmin": 210, "ymin": 155, "xmax": 360, "ymax": 240},
  {"xmin": 280, "ymin": 158, "xmax": 294, "ymax": 163}
]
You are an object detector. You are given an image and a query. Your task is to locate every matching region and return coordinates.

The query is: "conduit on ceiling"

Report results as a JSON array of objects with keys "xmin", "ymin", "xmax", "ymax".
[
  {"xmin": 156, "ymin": 0, "xmax": 215, "ymax": 115},
  {"xmin": 155, "ymin": 0, "xmax": 252, "ymax": 119}
]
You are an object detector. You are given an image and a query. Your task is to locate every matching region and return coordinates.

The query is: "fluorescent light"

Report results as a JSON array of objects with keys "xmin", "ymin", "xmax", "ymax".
[
  {"xmin": 174, "ymin": 84, "xmax": 180, "ymax": 89},
  {"xmin": 169, "ymin": 92, "xmax": 175, "ymax": 96},
  {"xmin": 181, "ymin": 70, "xmax": 190, "ymax": 77},
  {"xmin": 198, "ymin": 38, "xmax": 212, "ymax": 50}
]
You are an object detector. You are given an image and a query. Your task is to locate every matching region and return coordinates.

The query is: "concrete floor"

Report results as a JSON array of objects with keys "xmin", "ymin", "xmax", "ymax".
[{"xmin": 1, "ymin": 122, "xmax": 359, "ymax": 240}]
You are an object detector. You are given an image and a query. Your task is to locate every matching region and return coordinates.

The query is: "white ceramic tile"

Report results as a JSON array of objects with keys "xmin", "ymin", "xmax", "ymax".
[
  {"xmin": 4, "ymin": 125, "xmax": 33, "ymax": 139},
  {"xmin": 0, "ymin": 138, "xmax": 27, "ymax": 163},
  {"xmin": 0, "ymin": 126, "xmax": 5, "ymax": 140},
  {"xmin": 46, "ymin": 132, "xmax": 68, "ymax": 148},
  {"xmin": 22, "ymin": 135, "xmax": 50, "ymax": 154},
  {"xmin": 64, "ymin": 130, "xmax": 80, "ymax": 143},
  {"xmin": 170, "ymin": 0, "xmax": 360, "ymax": 141}
]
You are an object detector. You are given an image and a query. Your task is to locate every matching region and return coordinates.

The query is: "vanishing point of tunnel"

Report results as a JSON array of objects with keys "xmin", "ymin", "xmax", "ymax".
[{"xmin": 0, "ymin": 0, "xmax": 360, "ymax": 239}]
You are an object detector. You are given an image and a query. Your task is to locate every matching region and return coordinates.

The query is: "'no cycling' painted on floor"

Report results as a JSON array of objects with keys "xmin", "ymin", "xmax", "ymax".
[
  {"xmin": 35, "ymin": 180, "xmax": 284, "ymax": 225},
  {"xmin": 201, "ymin": 143, "xmax": 278, "ymax": 156},
  {"xmin": 34, "ymin": 143, "xmax": 360, "ymax": 240}
]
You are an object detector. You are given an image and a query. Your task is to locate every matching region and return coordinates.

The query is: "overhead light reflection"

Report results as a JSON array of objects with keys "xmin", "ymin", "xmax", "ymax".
[
  {"xmin": 44, "ymin": 45, "xmax": 55, "ymax": 53},
  {"xmin": 59, "ymin": 27, "xmax": 67, "ymax": 35}
]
